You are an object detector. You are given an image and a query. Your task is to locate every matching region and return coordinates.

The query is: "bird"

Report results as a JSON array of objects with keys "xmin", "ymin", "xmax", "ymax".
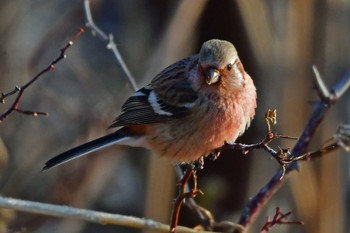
[{"xmin": 43, "ymin": 39, "xmax": 257, "ymax": 171}]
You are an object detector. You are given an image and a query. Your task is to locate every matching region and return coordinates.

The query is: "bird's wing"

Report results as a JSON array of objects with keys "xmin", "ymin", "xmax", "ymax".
[{"xmin": 109, "ymin": 55, "xmax": 199, "ymax": 128}]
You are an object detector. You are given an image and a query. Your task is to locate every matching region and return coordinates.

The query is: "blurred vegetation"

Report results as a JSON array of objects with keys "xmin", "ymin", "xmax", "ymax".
[{"xmin": 0, "ymin": 0, "xmax": 349, "ymax": 232}]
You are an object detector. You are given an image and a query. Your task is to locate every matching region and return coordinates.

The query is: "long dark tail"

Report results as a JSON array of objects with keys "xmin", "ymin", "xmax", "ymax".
[{"xmin": 43, "ymin": 131, "xmax": 127, "ymax": 171}]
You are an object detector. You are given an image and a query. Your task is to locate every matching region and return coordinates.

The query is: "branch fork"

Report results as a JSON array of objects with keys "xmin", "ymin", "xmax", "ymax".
[
  {"xmin": 261, "ymin": 207, "xmax": 303, "ymax": 232},
  {"xmin": 0, "ymin": 28, "xmax": 84, "ymax": 123}
]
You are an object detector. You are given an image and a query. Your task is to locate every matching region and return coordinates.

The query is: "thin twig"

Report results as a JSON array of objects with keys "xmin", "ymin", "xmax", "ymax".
[
  {"xmin": 14, "ymin": 108, "xmax": 48, "ymax": 117},
  {"xmin": 312, "ymin": 65, "xmax": 330, "ymax": 100},
  {"xmin": 0, "ymin": 196, "xmax": 218, "ymax": 233},
  {"xmin": 0, "ymin": 85, "xmax": 21, "ymax": 104},
  {"xmin": 334, "ymin": 124, "xmax": 350, "ymax": 152},
  {"xmin": 0, "ymin": 28, "xmax": 84, "ymax": 123},
  {"xmin": 83, "ymin": 0, "xmax": 138, "ymax": 92},
  {"xmin": 260, "ymin": 207, "xmax": 303, "ymax": 232},
  {"xmin": 276, "ymin": 124, "xmax": 350, "ymax": 164}
]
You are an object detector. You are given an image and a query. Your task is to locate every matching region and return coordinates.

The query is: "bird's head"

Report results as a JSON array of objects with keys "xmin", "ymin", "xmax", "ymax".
[{"xmin": 199, "ymin": 39, "xmax": 246, "ymax": 88}]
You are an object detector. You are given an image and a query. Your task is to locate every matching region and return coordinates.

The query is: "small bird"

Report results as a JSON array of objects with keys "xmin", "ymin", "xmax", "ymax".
[{"xmin": 43, "ymin": 39, "xmax": 257, "ymax": 170}]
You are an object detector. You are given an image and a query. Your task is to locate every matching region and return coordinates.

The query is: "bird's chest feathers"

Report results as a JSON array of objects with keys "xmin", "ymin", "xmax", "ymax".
[{"xmin": 200, "ymin": 94, "xmax": 245, "ymax": 144}]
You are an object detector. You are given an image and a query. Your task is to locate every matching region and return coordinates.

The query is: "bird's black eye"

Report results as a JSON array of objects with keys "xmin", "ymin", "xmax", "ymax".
[{"xmin": 226, "ymin": 63, "xmax": 233, "ymax": 71}]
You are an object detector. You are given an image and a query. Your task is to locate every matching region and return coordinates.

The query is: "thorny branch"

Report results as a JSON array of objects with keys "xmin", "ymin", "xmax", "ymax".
[
  {"xmin": 0, "ymin": 28, "xmax": 84, "ymax": 123},
  {"xmin": 260, "ymin": 207, "xmax": 303, "ymax": 232}
]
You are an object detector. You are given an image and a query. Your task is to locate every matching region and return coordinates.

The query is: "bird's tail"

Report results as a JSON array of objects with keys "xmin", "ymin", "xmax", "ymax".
[{"xmin": 42, "ymin": 130, "xmax": 127, "ymax": 171}]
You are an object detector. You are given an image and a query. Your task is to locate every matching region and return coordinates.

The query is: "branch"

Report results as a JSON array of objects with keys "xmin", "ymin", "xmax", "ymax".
[
  {"xmin": 236, "ymin": 68, "xmax": 350, "ymax": 230},
  {"xmin": 219, "ymin": 109, "xmax": 297, "ymax": 157},
  {"xmin": 275, "ymin": 124, "xmax": 350, "ymax": 163},
  {"xmin": 83, "ymin": 0, "xmax": 138, "ymax": 92},
  {"xmin": 0, "ymin": 196, "xmax": 220, "ymax": 233},
  {"xmin": 172, "ymin": 164, "xmax": 246, "ymax": 233},
  {"xmin": 0, "ymin": 28, "xmax": 84, "ymax": 123},
  {"xmin": 217, "ymin": 109, "xmax": 298, "ymax": 179},
  {"xmin": 171, "ymin": 166, "xmax": 204, "ymax": 233},
  {"xmin": 260, "ymin": 207, "xmax": 303, "ymax": 232}
]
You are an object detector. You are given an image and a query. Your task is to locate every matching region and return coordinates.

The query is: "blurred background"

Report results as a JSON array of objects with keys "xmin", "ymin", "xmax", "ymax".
[{"xmin": 0, "ymin": 0, "xmax": 349, "ymax": 232}]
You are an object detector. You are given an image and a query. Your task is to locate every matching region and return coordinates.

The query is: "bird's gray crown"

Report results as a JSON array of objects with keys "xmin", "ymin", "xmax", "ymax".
[{"xmin": 199, "ymin": 39, "xmax": 237, "ymax": 68}]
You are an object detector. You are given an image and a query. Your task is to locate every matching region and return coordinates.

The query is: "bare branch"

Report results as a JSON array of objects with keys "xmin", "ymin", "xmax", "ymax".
[
  {"xmin": 260, "ymin": 207, "xmax": 303, "ymax": 232},
  {"xmin": 83, "ymin": 0, "xmax": 138, "ymax": 92},
  {"xmin": 276, "ymin": 124, "xmax": 349, "ymax": 164},
  {"xmin": 14, "ymin": 108, "xmax": 48, "ymax": 117},
  {"xmin": 312, "ymin": 65, "xmax": 330, "ymax": 100},
  {"xmin": 236, "ymin": 69, "xmax": 350, "ymax": 231},
  {"xmin": 0, "ymin": 196, "xmax": 219, "ymax": 233},
  {"xmin": 0, "ymin": 28, "xmax": 84, "ymax": 123},
  {"xmin": 217, "ymin": 109, "xmax": 297, "ymax": 164},
  {"xmin": 330, "ymin": 70, "xmax": 350, "ymax": 100},
  {"xmin": 334, "ymin": 124, "xmax": 350, "ymax": 151},
  {"xmin": 171, "ymin": 167, "xmax": 204, "ymax": 233},
  {"xmin": 0, "ymin": 85, "xmax": 21, "ymax": 104}
]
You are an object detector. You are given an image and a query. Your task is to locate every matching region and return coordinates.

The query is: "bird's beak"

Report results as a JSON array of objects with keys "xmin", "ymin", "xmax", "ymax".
[{"xmin": 205, "ymin": 68, "xmax": 221, "ymax": 85}]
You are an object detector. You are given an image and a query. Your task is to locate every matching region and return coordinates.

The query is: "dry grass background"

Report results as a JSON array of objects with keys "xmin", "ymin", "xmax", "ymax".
[{"xmin": 0, "ymin": 0, "xmax": 349, "ymax": 233}]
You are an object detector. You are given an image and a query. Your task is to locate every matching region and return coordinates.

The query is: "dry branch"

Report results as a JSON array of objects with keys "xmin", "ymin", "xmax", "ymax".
[
  {"xmin": 260, "ymin": 207, "xmax": 303, "ymax": 232},
  {"xmin": 236, "ymin": 68, "xmax": 350, "ymax": 231},
  {"xmin": 0, "ymin": 196, "xmax": 218, "ymax": 233},
  {"xmin": 84, "ymin": 0, "xmax": 137, "ymax": 92},
  {"xmin": 0, "ymin": 28, "xmax": 84, "ymax": 123}
]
